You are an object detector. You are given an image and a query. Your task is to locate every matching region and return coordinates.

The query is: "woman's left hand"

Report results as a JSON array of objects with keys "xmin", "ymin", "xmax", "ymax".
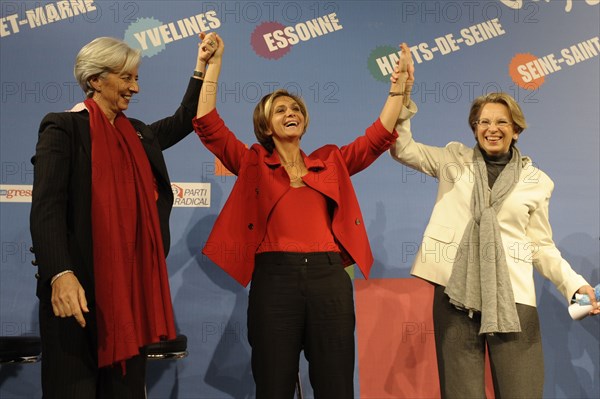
[
  {"xmin": 198, "ymin": 32, "xmax": 218, "ymax": 64},
  {"xmin": 577, "ymin": 285, "xmax": 600, "ymax": 316},
  {"xmin": 390, "ymin": 43, "xmax": 412, "ymax": 87}
]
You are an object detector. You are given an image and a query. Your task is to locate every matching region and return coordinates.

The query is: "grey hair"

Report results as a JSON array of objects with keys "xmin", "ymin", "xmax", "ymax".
[
  {"xmin": 468, "ymin": 92, "xmax": 527, "ymax": 134},
  {"xmin": 74, "ymin": 37, "xmax": 141, "ymax": 98}
]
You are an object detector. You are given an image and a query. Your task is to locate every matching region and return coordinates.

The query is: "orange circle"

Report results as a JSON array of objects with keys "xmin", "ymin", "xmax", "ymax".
[{"xmin": 509, "ymin": 53, "xmax": 545, "ymax": 90}]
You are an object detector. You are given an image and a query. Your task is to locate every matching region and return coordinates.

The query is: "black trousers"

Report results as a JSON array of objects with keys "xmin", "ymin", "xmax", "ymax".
[
  {"xmin": 433, "ymin": 285, "xmax": 544, "ymax": 399},
  {"xmin": 39, "ymin": 301, "xmax": 147, "ymax": 399},
  {"xmin": 248, "ymin": 252, "xmax": 355, "ymax": 399}
]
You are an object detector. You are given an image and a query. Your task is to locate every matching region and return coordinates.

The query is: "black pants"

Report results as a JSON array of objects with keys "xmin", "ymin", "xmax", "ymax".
[
  {"xmin": 39, "ymin": 301, "xmax": 147, "ymax": 399},
  {"xmin": 248, "ymin": 252, "xmax": 355, "ymax": 399},
  {"xmin": 433, "ymin": 285, "xmax": 544, "ymax": 399}
]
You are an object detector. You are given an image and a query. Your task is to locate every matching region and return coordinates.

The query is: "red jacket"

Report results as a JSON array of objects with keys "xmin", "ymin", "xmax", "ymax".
[{"xmin": 193, "ymin": 109, "xmax": 398, "ymax": 286}]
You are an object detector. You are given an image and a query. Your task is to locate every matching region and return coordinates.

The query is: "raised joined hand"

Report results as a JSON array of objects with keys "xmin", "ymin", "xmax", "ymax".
[{"xmin": 390, "ymin": 43, "xmax": 414, "ymax": 92}]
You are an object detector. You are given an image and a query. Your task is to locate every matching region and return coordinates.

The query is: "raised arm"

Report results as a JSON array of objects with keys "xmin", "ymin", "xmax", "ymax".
[
  {"xmin": 197, "ymin": 33, "xmax": 223, "ymax": 118},
  {"xmin": 144, "ymin": 33, "xmax": 217, "ymax": 150},
  {"xmin": 192, "ymin": 35, "xmax": 250, "ymax": 175},
  {"xmin": 378, "ymin": 43, "xmax": 414, "ymax": 132}
]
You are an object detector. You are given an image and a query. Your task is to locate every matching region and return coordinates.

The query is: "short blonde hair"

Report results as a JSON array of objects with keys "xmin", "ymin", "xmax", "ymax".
[
  {"xmin": 468, "ymin": 92, "xmax": 527, "ymax": 134},
  {"xmin": 74, "ymin": 37, "xmax": 141, "ymax": 98},
  {"xmin": 253, "ymin": 89, "xmax": 310, "ymax": 153}
]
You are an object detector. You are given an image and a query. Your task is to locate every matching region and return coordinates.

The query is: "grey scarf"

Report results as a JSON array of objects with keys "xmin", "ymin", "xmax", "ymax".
[{"xmin": 444, "ymin": 145, "xmax": 522, "ymax": 334}]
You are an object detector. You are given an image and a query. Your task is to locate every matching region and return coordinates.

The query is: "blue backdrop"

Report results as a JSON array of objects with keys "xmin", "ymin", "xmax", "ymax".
[{"xmin": 1, "ymin": 1, "xmax": 598, "ymax": 398}]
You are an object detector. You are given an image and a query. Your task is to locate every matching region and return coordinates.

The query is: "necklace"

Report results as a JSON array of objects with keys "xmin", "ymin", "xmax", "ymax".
[{"xmin": 283, "ymin": 161, "xmax": 307, "ymax": 183}]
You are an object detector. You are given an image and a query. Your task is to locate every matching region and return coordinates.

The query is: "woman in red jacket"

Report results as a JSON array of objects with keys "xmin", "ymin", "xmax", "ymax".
[{"xmin": 194, "ymin": 35, "xmax": 413, "ymax": 398}]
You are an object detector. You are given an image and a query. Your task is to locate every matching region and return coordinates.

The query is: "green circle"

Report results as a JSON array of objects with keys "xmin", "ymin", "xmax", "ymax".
[{"xmin": 368, "ymin": 45, "xmax": 399, "ymax": 83}]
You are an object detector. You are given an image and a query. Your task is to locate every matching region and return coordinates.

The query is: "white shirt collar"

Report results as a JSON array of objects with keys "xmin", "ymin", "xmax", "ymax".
[{"xmin": 68, "ymin": 102, "xmax": 88, "ymax": 112}]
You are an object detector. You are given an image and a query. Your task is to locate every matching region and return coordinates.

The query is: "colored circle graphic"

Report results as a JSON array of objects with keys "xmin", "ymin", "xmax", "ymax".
[
  {"xmin": 509, "ymin": 53, "xmax": 545, "ymax": 90},
  {"xmin": 251, "ymin": 21, "xmax": 291, "ymax": 60},
  {"xmin": 368, "ymin": 45, "xmax": 398, "ymax": 82},
  {"xmin": 124, "ymin": 17, "xmax": 165, "ymax": 58}
]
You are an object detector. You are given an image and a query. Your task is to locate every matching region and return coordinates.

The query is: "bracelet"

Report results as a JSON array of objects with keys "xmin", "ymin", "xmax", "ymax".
[
  {"xmin": 193, "ymin": 70, "xmax": 204, "ymax": 79},
  {"xmin": 389, "ymin": 91, "xmax": 403, "ymax": 97},
  {"xmin": 51, "ymin": 270, "xmax": 74, "ymax": 285}
]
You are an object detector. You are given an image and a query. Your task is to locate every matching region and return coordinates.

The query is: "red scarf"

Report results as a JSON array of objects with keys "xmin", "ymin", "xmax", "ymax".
[{"xmin": 86, "ymin": 98, "xmax": 175, "ymax": 369}]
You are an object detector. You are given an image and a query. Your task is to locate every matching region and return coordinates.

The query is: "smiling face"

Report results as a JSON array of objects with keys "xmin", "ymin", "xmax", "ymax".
[
  {"xmin": 90, "ymin": 67, "xmax": 139, "ymax": 122},
  {"xmin": 267, "ymin": 96, "xmax": 306, "ymax": 144},
  {"xmin": 474, "ymin": 103, "xmax": 519, "ymax": 156}
]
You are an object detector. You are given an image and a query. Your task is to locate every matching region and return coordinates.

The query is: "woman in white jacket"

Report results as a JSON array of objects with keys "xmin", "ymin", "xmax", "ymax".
[{"xmin": 390, "ymin": 61, "xmax": 599, "ymax": 398}]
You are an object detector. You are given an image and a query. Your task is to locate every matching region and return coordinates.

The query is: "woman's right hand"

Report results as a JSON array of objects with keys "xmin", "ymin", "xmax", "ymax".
[
  {"xmin": 196, "ymin": 33, "xmax": 224, "ymax": 117},
  {"xmin": 51, "ymin": 273, "xmax": 89, "ymax": 328},
  {"xmin": 202, "ymin": 33, "xmax": 224, "ymax": 65},
  {"xmin": 210, "ymin": 33, "xmax": 224, "ymax": 62},
  {"xmin": 198, "ymin": 32, "xmax": 218, "ymax": 63},
  {"xmin": 390, "ymin": 43, "xmax": 413, "ymax": 92},
  {"xmin": 404, "ymin": 43, "xmax": 415, "ymax": 93}
]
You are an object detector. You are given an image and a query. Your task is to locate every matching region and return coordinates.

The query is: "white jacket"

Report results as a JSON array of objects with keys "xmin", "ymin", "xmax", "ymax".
[{"xmin": 390, "ymin": 102, "xmax": 588, "ymax": 306}]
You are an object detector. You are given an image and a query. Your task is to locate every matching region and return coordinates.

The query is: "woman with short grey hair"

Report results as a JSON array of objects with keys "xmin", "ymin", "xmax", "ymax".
[
  {"xmin": 74, "ymin": 37, "xmax": 142, "ymax": 98},
  {"xmin": 30, "ymin": 33, "xmax": 217, "ymax": 398}
]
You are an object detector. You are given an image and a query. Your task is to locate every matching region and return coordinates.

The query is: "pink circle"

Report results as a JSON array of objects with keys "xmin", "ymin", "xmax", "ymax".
[{"xmin": 251, "ymin": 21, "xmax": 292, "ymax": 60}]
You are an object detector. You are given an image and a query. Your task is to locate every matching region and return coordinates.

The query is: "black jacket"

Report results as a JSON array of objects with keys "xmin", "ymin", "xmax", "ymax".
[{"xmin": 30, "ymin": 78, "xmax": 202, "ymax": 303}]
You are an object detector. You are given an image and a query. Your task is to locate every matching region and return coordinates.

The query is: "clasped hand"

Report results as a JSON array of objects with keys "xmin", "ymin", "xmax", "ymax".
[
  {"xmin": 198, "ymin": 32, "xmax": 223, "ymax": 64},
  {"xmin": 390, "ymin": 43, "xmax": 414, "ymax": 93}
]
